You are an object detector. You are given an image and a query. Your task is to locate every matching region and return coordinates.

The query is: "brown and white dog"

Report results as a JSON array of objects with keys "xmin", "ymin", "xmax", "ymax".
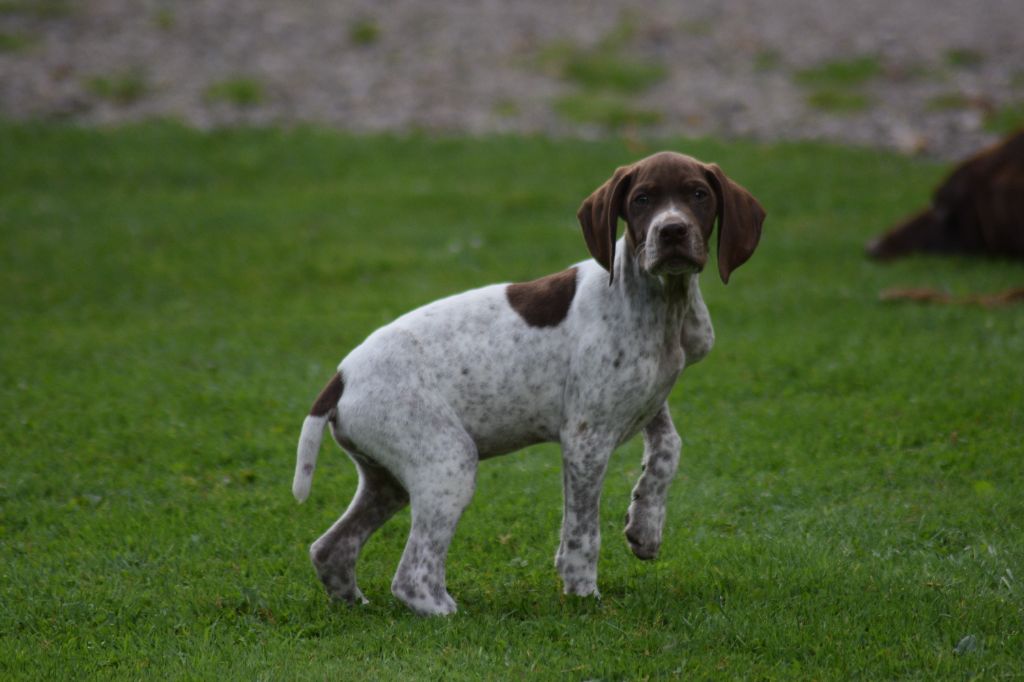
[
  {"xmin": 293, "ymin": 152, "xmax": 765, "ymax": 615},
  {"xmin": 867, "ymin": 129, "xmax": 1024, "ymax": 260}
]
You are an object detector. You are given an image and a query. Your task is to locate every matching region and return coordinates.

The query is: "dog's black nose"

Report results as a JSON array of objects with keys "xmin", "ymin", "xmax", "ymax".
[{"xmin": 660, "ymin": 223, "xmax": 688, "ymax": 244}]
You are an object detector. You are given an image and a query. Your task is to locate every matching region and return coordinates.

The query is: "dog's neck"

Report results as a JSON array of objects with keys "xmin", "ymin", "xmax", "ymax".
[{"xmin": 612, "ymin": 238, "xmax": 694, "ymax": 335}]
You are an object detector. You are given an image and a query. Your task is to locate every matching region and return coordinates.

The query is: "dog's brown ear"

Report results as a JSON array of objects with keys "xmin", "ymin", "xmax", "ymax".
[
  {"xmin": 703, "ymin": 163, "xmax": 766, "ymax": 284},
  {"xmin": 577, "ymin": 164, "xmax": 634, "ymax": 283}
]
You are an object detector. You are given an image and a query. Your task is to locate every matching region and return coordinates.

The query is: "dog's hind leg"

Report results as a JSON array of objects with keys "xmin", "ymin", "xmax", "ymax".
[
  {"xmin": 310, "ymin": 457, "xmax": 408, "ymax": 605},
  {"xmin": 389, "ymin": 428, "xmax": 478, "ymax": 616}
]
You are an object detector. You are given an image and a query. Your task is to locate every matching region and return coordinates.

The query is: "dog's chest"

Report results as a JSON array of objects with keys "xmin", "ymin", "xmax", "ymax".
[
  {"xmin": 612, "ymin": 335, "xmax": 684, "ymax": 433},
  {"xmin": 564, "ymin": 301, "xmax": 686, "ymax": 437}
]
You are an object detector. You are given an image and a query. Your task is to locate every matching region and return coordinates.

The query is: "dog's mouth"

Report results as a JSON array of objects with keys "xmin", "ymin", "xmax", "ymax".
[
  {"xmin": 649, "ymin": 252, "xmax": 704, "ymax": 276},
  {"xmin": 643, "ymin": 227, "xmax": 707, "ymax": 276}
]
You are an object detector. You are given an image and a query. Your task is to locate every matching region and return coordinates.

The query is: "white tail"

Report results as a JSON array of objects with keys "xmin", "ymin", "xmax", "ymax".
[{"xmin": 293, "ymin": 414, "xmax": 329, "ymax": 503}]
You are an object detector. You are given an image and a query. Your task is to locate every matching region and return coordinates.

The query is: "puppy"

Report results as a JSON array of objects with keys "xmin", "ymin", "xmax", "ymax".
[{"xmin": 293, "ymin": 151, "xmax": 765, "ymax": 615}]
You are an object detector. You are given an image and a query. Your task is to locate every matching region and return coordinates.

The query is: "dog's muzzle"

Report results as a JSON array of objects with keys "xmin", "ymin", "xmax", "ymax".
[{"xmin": 648, "ymin": 222, "xmax": 706, "ymax": 275}]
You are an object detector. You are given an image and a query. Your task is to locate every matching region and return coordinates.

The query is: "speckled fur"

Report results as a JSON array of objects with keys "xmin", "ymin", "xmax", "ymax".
[{"xmin": 293, "ymin": 152, "xmax": 765, "ymax": 616}]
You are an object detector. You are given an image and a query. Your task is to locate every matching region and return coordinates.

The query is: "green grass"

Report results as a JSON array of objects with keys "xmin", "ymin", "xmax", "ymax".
[
  {"xmin": 349, "ymin": 17, "xmax": 380, "ymax": 46},
  {"xmin": 491, "ymin": 98, "xmax": 521, "ymax": 119},
  {"xmin": 538, "ymin": 15, "xmax": 667, "ymax": 130},
  {"xmin": 927, "ymin": 92, "xmax": 975, "ymax": 112},
  {"xmin": 0, "ymin": 0, "xmax": 70, "ymax": 17},
  {"xmin": 0, "ymin": 31, "xmax": 34, "ymax": 52},
  {"xmin": 85, "ymin": 72, "xmax": 149, "ymax": 106},
  {"xmin": 153, "ymin": 8, "xmax": 175, "ymax": 31},
  {"xmin": 554, "ymin": 92, "xmax": 663, "ymax": 129},
  {"xmin": 754, "ymin": 49, "xmax": 783, "ymax": 72},
  {"xmin": 204, "ymin": 78, "xmax": 265, "ymax": 108},
  {"xmin": 985, "ymin": 101, "xmax": 1024, "ymax": 136},
  {"xmin": 2, "ymin": 124, "xmax": 1022, "ymax": 679},
  {"xmin": 561, "ymin": 51, "xmax": 666, "ymax": 94},
  {"xmin": 796, "ymin": 57, "xmax": 883, "ymax": 113},
  {"xmin": 805, "ymin": 89, "xmax": 872, "ymax": 113},
  {"xmin": 795, "ymin": 57, "xmax": 884, "ymax": 89},
  {"xmin": 945, "ymin": 48, "xmax": 986, "ymax": 70},
  {"xmin": 538, "ymin": 39, "xmax": 667, "ymax": 95}
]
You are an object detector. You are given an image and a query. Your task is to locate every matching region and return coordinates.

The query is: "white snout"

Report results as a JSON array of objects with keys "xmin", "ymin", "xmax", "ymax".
[{"xmin": 644, "ymin": 207, "xmax": 705, "ymax": 275}]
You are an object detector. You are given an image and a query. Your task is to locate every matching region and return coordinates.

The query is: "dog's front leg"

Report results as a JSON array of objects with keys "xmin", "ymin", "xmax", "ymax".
[
  {"xmin": 624, "ymin": 404, "xmax": 681, "ymax": 559},
  {"xmin": 554, "ymin": 433, "xmax": 615, "ymax": 597},
  {"xmin": 681, "ymin": 276, "xmax": 714, "ymax": 367}
]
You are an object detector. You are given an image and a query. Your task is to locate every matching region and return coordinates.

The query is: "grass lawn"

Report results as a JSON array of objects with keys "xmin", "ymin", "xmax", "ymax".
[{"xmin": 1, "ymin": 124, "xmax": 1022, "ymax": 679}]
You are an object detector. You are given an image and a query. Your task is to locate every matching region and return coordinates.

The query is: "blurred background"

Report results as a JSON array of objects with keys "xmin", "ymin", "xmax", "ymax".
[{"xmin": 2, "ymin": 0, "xmax": 1022, "ymax": 158}]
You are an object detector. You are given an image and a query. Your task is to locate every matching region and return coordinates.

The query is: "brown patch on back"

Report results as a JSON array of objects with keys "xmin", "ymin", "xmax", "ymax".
[
  {"xmin": 506, "ymin": 267, "xmax": 579, "ymax": 328},
  {"xmin": 310, "ymin": 372, "xmax": 343, "ymax": 417}
]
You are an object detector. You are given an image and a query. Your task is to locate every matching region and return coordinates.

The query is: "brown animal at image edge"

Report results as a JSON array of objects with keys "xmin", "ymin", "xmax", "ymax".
[{"xmin": 867, "ymin": 129, "xmax": 1024, "ymax": 260}]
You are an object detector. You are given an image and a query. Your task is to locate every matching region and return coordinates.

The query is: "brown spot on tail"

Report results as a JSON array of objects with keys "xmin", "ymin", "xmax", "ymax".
[
  {"xmin": 506, "ymin": 267, "xmax": 578, "ymax": 328},
  {"xmin": 310, "ymin": 373, "xmax": 343, "ymax": 417}
]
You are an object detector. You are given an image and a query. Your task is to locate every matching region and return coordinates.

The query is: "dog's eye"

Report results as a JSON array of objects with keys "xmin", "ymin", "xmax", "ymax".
[
  {"xmin": 633, "ymin": 193, "xmax": 650, "ymax": 207},
  {"xmin": 694, "ymin": 188, "xmax": 710, "ymax": 201}
]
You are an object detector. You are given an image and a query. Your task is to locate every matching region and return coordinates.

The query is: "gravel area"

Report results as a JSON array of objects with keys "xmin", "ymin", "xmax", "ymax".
[{"xmin": 2, "ymin": 0, "xmax": 1022, "ymax": 158}]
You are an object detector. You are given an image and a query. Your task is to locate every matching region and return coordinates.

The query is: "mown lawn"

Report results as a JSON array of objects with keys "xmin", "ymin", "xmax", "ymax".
[{"xmin": 1, "ymin": 124, "xmax": 1022, "ymax": 679}]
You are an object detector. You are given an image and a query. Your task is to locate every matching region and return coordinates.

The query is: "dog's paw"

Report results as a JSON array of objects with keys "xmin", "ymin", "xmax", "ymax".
[
  {"xmin": 624, "ymin": 529, "xmax": 660, "ymax": 560},
  {"xmin": 562, "ymin": 579, "xmax": 600, "ymax": 599},
  {"xmin": 391, "ymin": 578, "xmax": 458, "ymax": 616},
  {"xmin": 555, "ymin": 557, "xmax": 599, "ymax": 597},
  {"xmin": 325, "ymin": 583, "xmax": 369, "ymax": 606},
  {"xmin": 623, "ymin": 506, "xmax": 663, "ymax": 560},
  {"xmin": 401, "ymin": 591, "xmax": 458, "ymax": 617}
]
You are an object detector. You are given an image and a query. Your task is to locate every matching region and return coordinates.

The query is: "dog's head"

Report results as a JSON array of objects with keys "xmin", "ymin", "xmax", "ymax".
[{"xmin": 577, "ymin": 151, "xmax": 766, "ymax": 284}]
